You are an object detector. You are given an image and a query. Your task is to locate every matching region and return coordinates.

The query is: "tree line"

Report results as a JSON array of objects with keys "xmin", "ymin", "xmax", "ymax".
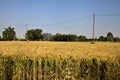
[{"xmin": 0, "ymin": 26, "xmax": 120, "ymax": 42}]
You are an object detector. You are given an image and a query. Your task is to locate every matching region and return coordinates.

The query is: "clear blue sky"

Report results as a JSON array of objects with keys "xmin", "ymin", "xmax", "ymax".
[{"xmin": 0, "ymin": 0, "xmax": 120, "ymax": 38}]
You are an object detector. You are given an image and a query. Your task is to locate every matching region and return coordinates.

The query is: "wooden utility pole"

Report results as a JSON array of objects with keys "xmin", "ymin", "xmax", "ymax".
[
  {"xmin": 26, "ymin": 24, "xmax": 28, "ymax": 41},
  {"xmin": 92, "ymin": 14, "xmax": 95, "ymax": 43}
]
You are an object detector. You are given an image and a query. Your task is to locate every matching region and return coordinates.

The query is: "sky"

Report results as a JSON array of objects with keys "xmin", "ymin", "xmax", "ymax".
[{"xmin": 0, "ymin": 0, "xmax": 120, "ymax": 38}]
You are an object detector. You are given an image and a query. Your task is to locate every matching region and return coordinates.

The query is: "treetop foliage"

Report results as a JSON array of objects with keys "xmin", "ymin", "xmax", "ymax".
[
  {"xmin": 2, "ymin": 26, "xmax": 16, "ymax": 41},
  {"xmin": 1, "ymin": 27, "xmax": 120, "ymax": 42},
  {"xmin": 26, "ymin": 29, "xmax": 42, "ymax": 40}
]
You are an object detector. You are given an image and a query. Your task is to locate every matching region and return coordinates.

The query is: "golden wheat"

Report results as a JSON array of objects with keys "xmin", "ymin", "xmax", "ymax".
[
  {"xmin": 0, "ymin": 41, "xmax": 120, "ymax": 80},
  {"xmin": 0, "ymin": 41, "xmax": 120, "ymax": 59}
]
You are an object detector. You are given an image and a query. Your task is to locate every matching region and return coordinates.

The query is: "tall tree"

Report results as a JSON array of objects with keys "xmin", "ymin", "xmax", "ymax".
[
  {"xmin": 107, "ymin": 32, "xmax": 114, "ymax": 42},
  {"xmin": 26, "ymin": 29, "xmax": 42, "ymax": 40},
  {"xmin": 2, "ymin": 27, "xmax": 16, "ymax": 41},
  {"xmin": 33, "ymin": 29, "xmax": 42, "ymax": 40},
  {"xmin": 26, "ymin": 29, "xmax": 34, "ymax": 40}
]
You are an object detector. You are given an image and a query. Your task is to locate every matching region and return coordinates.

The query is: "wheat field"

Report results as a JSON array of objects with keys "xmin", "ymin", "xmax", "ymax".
[
  {"xmin": 0, "ymin": 41, "xmax": 120, "ymax": 80},
  {"xmin": 0, "ymin": 41, "xmax": 120, "ymax": 59}
]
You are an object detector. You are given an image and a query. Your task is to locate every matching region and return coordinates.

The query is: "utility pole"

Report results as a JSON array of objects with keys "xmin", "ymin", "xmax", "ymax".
[
  {"xmin": 26, "ymin": 24, "xmax": 28, "ymax": 41},
  {"xmin": 92, "ymin": 14, "xmax": 95, "ymax": 44}
]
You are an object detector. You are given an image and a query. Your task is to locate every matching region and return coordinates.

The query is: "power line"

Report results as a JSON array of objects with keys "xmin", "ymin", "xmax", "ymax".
[
  {"xmin": 1, "ymin": 14, "xmax": 120, "ymax": 28},
  {"xmin": 96, "ymin": 14, "xmax": 120, "ymax": 16},
  {"xmin": 30, "ymin": 15, "xmax": 92, "ymax": 27}
]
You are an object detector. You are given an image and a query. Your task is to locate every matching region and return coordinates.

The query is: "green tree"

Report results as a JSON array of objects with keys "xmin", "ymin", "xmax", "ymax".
[
  {"xmin": 67, "ymin": 34, "xmax": 78, "ymax": 41},
  {"xmin": 98, "ymin": 36, "xmax": 105, "ymax": 41},
  {"xmin": 107, "ymin": 32, "xmax": 114, "ymax": 42},
  {"xmin": 54, "ymin": 33, "xmax": 63, "ymax": 41},
  {"xmin": 103, "ymin": 37, "xmax": 108, "ymax": 41},
  {"xmin": 2, "ymin": 26, "xmax": 16, "ymax": 41},
  {"xmin": 62, "ymin": 34, "xmax": 68, "ymax": 41},
  {"xmin": 113, "ymin": 37, "xmax": 120, "ymax": 42},
  {"xmin": 0, "ymin": 36, "xmax": 1, "ymax": 39},
  {"xmin": 33, "ymin": 29, "xmax": 42, "ymax": 40},
  {"xmin": 26, "ymin": 29, "xmax": 34, "ymax": 40},
  {"xmin": 54, "ymin": 33, "xmax": 78, "ymax": 41},
  {"xmin": 78, "ymin": 35, "xmax": 87, "ymax": 41},
  {"xmin": 98, "ymin": 36, "xmax": 108, "ymax": 41},
  {"xmin": 26, "ymin": 29, "xmax": 42, "ymax": 40}
]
